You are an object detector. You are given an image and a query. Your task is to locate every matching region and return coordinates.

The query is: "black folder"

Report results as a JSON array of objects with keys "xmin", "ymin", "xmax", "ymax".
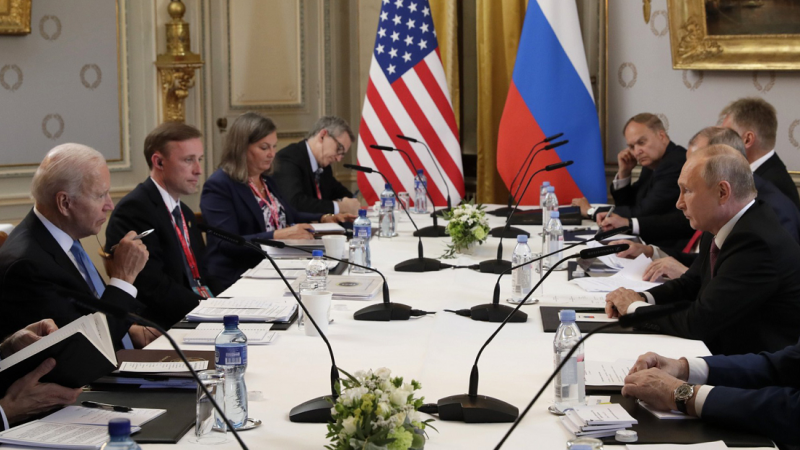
[
  {"xmin": 600, "ymin": 394, "xmax": 773, "ymax": 447},
  {"xmin": 75, "ymin": 390, "xmax": 196, "ymax": 443},
  {"xmin": 508, "ymin": 206, "xmax": 583, "ymax": 226},
  {"xmin": 540, "ymin": 306, "xmax": 657, "ymax": 334}
]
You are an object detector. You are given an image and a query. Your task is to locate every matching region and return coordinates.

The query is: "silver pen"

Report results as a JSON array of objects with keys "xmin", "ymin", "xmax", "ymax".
[{"xmin": 107, "ymin": 229, "xmax": 154, "ymax": 255}]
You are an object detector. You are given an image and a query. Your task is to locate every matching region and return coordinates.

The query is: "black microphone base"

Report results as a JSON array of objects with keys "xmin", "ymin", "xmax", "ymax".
[
  {"xmin": 394, "ymin": 257, "xmax": 445, "ymax": 272},
  {"xmin": 487, "ymin": 207, "xmax": 531, "ymax": 217},
  {"xmin": 437, "ymin": 394, "xmax": 519, "ymax": 423},
  {"xmin": 477, "ymin": 258, "xmax": 512, "ymax": 274},
  {"xmin": 470, "ymin": 303, "xmax": 527, "ymax": 322},
  {"xmin": 354, "ymin": 302, "xmax": 412, "ymax": 321},
  {"xmin": 289, "ymin": 395, "xmax": 334, "ymax": 423},
  {"xmin": 489, "ymin": 226, "xmax": 530, "ymax": 239},
  {"xmin": 413, "ymin": 225, "xmax": 447, "ymax": 237}
]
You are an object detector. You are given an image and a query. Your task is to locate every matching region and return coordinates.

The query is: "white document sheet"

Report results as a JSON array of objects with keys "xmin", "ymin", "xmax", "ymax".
[
  {"xmin": 537, "ymin": 294, "xmax": 607, "ymax": 307},
  {"xmin": 41, "ymin": 406, "xmax": 165, "ymax": 428},
  {"xmin": 627, "ymin": 441, "xmax": 727, "ymax": 449},
  {"xmin": 184, "ymin": 324, "xmax": 276, "ymax": 345},
  {"xmin": 202, "ymin": 297, "xmax": 292, "ymax": 309},
  {"xmin": 119, "ymin": 360, "xmax": 208, "ymax": 373},
  {"xmin": 0, "ymin": 420, "xmax": 140, "ymax": 449},
  {"xmin": 637, "ymin": 400, "xmax": 701, "ymax": 420},
  {"xmin": 571, "ymin": 253, "xmax": 662, "ymax": 292},
  {"xmin": 585, "ymin": 360, "xmax": 634, "ymax": 386}
]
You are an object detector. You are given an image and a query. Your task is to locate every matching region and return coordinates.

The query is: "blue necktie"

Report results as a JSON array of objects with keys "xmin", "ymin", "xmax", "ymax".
[{"xmin": 70, "ymin": 240, "xmax": 134, "ymax": 349}]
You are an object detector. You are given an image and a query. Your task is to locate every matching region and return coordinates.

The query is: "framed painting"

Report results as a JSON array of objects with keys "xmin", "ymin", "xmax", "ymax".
[
  {"xmin": 667, "ymin": 0, "xmax": 800, "ymax": 70},
  {"xmin": 0, "ymin": 0, "xmax": 31, "ymax": 35}
]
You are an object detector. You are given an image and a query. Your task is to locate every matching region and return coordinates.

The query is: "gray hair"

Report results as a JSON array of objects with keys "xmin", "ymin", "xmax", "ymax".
[
  {"xmin": 696, "ymin": 144, "xmax": 757, "ymax": 202},
  {"xmin": 31, "ymin": 143, "xmax": 106, "ymax": 208},
  {"xmin": 688, "ymin": 126, "xmax": 746, "ymax": 156},
  {"xmin": 623, "ymin": 113, "xmax": 666, "ymax": 136},
  {"xmin": 306, "ymin": 116, "xmax": 355, "ymax": 142},
  {"xmin": 219, "ymin": 112, "xmax": 277, "ymax": 183}
]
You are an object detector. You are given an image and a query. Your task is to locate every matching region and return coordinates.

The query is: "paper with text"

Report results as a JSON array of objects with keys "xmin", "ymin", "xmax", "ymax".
[
  {"xmin": 41, "ymin": 406, "xmax": 165, "ymax": 427},
  {"xmin": 119, "ymin": 360, "xmax": 208, "ymax": 373}
]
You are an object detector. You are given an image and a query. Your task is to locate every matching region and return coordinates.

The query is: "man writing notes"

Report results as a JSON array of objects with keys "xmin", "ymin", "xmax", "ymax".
[
  {"xmin": 605, "ymin": 145, "xmax": 800, "ymax": 356},
  {"xmin": 0, "ymin": 144, "xmax": 152, "ymax": 350},
  {"xmin": 271, "ymin": 116, "xmax": 360, "ymax": 215},
  {"xmin": 721, "ymin": 96, "xmax": 800, "ymax": 209},
  {"xmin": 105, "ymin": 123, "xmax": 209, "ymax": 328},
  {"xmin": 622, "ymin": 345, "xmax": 800, "ymax": 449}
]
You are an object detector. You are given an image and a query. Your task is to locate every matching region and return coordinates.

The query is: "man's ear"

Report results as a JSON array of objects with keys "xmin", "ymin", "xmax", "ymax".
[
  {"xmin": 718, "ymin": 180, "xmax": 732, "ymax": 204},
  {"xmin": 55, "ymin": 191, "xmax": 71, "ymax": 216}
]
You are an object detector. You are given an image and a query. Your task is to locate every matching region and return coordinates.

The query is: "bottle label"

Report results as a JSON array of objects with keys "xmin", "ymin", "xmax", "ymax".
[
  {"xmin": 354, "ymin": 225, "xmax": 371, "ymax": 239},
  {"xmin": 381, "ymin": 197, "xmax": 395, "ymax": 208},
  {"xmin": 559, "ymin": 356, "xmax": 578, "ymax": 385},
  {"xmin": 216, "ymin": 345, "xmax": 248, "ymax": 366}
]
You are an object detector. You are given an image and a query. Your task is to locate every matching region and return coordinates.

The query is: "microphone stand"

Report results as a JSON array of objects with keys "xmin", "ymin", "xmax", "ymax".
[
  {"xmin": 254, "ymin": 238, "xmax": 431, "ymax": 321},
  {"xmin": 436, "ymin": 244, "xmax": 629, "ymax": 423},
  {"xmin": 479, "ymin": 161, "xmax": 573, "ymax": 274},
  {"xmin": 397, "ymin": 135, "xmax": 453, "ymax": 217}
]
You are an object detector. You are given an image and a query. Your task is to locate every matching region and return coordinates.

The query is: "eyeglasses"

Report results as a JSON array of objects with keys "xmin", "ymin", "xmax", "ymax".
[{"xmin": 327, "ymin": 134, "xmax": 347, "ymax": 156}]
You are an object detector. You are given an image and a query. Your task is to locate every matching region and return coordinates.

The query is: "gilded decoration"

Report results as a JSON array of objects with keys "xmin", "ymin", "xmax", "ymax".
[{"xmin": 0, "ymin": 0, "xmax": 30, "ymax": 35}]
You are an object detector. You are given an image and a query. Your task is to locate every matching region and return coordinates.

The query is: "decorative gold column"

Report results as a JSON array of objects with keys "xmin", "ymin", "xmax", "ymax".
[{"xmin": 155, "ymin": 0, "xmax": 203, "ymax": 123}]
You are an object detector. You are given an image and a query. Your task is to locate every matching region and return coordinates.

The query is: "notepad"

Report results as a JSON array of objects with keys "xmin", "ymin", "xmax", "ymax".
[
  {"xmin": 185, "ymin": 298, "xmax": 297, "ymax": 322},
  {"xmin": 183, "ymin": 324, "xmax": 277, "ymax": 345}
]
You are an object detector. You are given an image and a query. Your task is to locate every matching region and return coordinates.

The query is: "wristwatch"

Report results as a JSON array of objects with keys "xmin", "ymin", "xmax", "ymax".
[
  {"xmin": 673, "ymin": 383, "xmax": 695, "ymax": 414},
  {"xmin": 586, "ymin": 207, "xmax": 596, "ymax": 219}
]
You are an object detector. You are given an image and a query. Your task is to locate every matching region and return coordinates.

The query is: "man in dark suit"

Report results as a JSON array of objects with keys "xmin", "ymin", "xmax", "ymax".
[
  {"xmin": 0, "ymin": 144, "xmax": 151, "ymax": 350},
  {"xmin": 105, "ymin": 123, "xmax": 209, "ymax": 328},
  {"xmin": 721, "ymin": 96, "xmax": 800, "ymax": 209},
  {"xmin": 271, "ymin": 116, "xmax": 359, "ymax": 215},
  {"xmin": 621, "ymin": 343, "xmax": 800, "ymax": 449},
  {"xmin": 605, "ymin": 145, "xmax": 800, "ymax": 356}
]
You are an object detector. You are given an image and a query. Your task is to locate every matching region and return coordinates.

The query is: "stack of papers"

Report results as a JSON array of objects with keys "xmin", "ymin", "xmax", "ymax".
[
  {"xmin": 186, "ymin": 298, "xmax": 297, "ymax": 322},
  {"xmin": 585, "ymin": 360, "xmax": 633, "ymax": 387},
  {"xmin": 242, "ymin": 258, "xmax": 337, "ymax": 279},
  {"xmin": 559, "ymin": 403, "xmax": 637, "ymax": 438},
  {"xmin": 183, "ymin": 323, "xmax": 277, "ymax": 345},
  {"xmin": 310, "ymin": 223, "xmax": 345, "ymax": 235},
  {"xmin": 263, "ymin": 239, "xmax": 324, "ymax": 258},
  {"xmin": 571, "ymin": 253, "xmax": 662, "ymax": 292},
  {"xmin": 290, "ymin": 275, "xmax": 383, "ymax": 300}
]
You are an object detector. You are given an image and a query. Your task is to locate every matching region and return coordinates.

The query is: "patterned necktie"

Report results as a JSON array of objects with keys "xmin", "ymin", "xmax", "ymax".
[
  {"xmin": 70, "ymin": 240, "xmax": 133, "ymax": 349},
  {"xmin": 709, "ymin": 239, "xmax": 720, "ymax": 279},
  {"xmin": 314, "ymin": 168, "xmax": 323, "ymax": 200},
  {"xmin": 172, "ymin": 205, "xmax": 196, "ymax": 286}
]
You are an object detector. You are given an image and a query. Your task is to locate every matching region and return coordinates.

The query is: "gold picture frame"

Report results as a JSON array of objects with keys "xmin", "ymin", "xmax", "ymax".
[
  {"xmin": 0, "ymin": 0, "xmax": 31, "ymax": 35},
  {"xmin": 667, "ymin": 0, "xmax": 800, "ymax": 70}
]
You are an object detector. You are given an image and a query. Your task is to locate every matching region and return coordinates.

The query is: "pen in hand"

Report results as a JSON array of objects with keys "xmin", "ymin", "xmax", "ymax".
[
  {"xmin": 600, "ymin": 206, "xmax": 616, "ymax": 227},
  {"xmin": 81, "ymin": 400, "xmax": 133, "ymax": 412},
  {"xmin": 106, "ymin": 229, "xmax": 154, "ymax": 256}
]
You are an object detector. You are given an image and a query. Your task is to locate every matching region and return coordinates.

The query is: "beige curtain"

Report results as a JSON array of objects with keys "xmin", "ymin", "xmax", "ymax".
[
  {"xmin": 430, "ymin": 0, "xmax": 460, "ymax": 129},
  {"xmin": 476, "ymin": 0, "xmax": 527, "ymax": 204}
]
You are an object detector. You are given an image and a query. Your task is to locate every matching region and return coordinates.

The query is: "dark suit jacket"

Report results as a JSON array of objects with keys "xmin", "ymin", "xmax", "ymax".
[
  {"xmin": 642, "ymin": 200, "xmax": 800, "ymax": 356},
  {"xmin": 0, "ymin": 211, "xmax": 144, "ymax": 350},
  {"xmin": 701, "ymin": 339, "xmax": 800, "ymax": 447},
  {"xmin": 105, "ymin": 178, "xmax": 205, "ymax": 328},
  {"xmin": 755, "ymin": 152, "xmax": 800, "ymax": 210},
  {"xmin": 200, "ymin": 169, "xmax": 322, "ymax": 293},
  {"xmin": 611, "ymin": 141, "xmax": 686, "ymax": 219},
  {"xmin": 271, "ymin": 141, "xmax": 353, "ymax": 214}
]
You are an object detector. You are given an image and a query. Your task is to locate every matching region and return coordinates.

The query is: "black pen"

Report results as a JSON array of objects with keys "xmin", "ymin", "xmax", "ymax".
[{"xmin": 81, "ymin": 401, "xmax": 132, "ymax": 412}]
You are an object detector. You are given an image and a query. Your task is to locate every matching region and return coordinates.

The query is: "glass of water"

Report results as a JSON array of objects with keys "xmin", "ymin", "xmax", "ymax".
[
  {"xmin": 192, "ymin": 370, "xmax": 227, "ymax": 444},
  {"xmin": 348, "ymin": 238, "xmax": 368, "ymax": 274},
  {"xmin": 397, "ymin": 192, "xmax": 410, "ymax": 212}
]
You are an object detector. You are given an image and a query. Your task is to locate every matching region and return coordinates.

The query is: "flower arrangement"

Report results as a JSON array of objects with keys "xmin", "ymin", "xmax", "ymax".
[
  {"xmin": 326, "ymin": 368, "xmax": 435, "ymax": 450},
  {"xmin": 441, "ymin": 201, "xmax": 490, "ymax": 258}
]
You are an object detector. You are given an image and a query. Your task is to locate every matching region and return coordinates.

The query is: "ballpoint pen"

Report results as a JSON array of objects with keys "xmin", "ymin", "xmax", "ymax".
[
  {"xmin": 105, "ymin": 229, "xmax": 154, "ymax": 256},
  {"xmin": 81, "ymin": 400, "xmax": 133, "ymax": 412}
]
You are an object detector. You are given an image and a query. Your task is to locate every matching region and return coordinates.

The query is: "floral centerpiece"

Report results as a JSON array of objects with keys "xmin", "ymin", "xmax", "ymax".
[
  {"xmin": 326, "ymin": 368, "xmax": 435, "ymax": 450},
  {"xmin": 441, "ymin": 201, "xmax": 490, "ymax": 258}
]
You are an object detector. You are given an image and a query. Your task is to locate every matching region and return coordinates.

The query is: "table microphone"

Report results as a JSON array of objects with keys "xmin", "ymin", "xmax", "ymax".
[
  {"xmin": 433, "ymin": 244, "xmax": 628, "ymax": 424},
  {"xmin": 459, "ymin": 227, "xmax": 630, "ymax": 323},
  {"xmin": 343, "ymin": 163, "xmax": 449, "ymax": 272},
  {"xmin": 396, "ymin": 134, "xmax": 453, "ymax": 215},
  {"xmin": 199, "ymin": 224, "xmax": 339, "ymax": 423},
  {"xmin": 479, "ymin": 160, "xmax": 573, "ymax": 274},
  {"xmin": 494, "ymin": 301, "xmax": 692, "ymax": 449},
  {"xmin": 491, "ymin": 133, "xmax": 564, "ymax": 218},
  {"xmin": 65, "ymin": 295, "xmax": 250, "ymax": 450},
  {"xmin": 253, "ymin": 238, "xmax": 433, "ymax": 321},
  {"xmin": 369, "ymin": 144, "xmax": 445, "ymax": 237}
]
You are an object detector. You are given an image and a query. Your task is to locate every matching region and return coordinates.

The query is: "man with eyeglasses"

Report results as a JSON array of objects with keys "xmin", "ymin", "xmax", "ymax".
[{"xmin": 272, "ymin": 116, "xmax": 360, "ymax": 215}]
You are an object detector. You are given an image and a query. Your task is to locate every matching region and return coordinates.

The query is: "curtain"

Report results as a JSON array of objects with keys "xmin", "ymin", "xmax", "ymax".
[
  {"xmin": 430, "ymin": 0, "xmax": 460, "ymax": 129},
  {"xmin": 475, "ymin": 0, "xmax": 527, "ymax": 204}
]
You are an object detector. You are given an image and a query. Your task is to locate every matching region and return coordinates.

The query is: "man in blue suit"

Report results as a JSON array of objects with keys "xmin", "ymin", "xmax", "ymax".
[{"xmin": 622, "ymin": 342, "xmax": 800, "ymax": 448}]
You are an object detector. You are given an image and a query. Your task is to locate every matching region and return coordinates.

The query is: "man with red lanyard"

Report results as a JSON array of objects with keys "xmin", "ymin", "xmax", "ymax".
[{"xmin": 105, "ymin": 123, "xmax": 211, "ymax": 328}]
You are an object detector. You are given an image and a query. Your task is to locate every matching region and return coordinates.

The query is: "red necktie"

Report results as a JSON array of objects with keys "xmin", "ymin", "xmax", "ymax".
[
  {"xmin": 682, "ymin": 230, "xmax": 703, "ymax": 253},
  {"xmin": 709, "ymin": 240, "xmax": 720, "ymax": 279}
]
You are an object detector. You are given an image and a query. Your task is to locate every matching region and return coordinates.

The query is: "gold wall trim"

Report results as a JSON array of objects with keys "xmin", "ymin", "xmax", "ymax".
[{"xmin": 0, "ymin": 0, "xmax": 31, "ymax": 35}]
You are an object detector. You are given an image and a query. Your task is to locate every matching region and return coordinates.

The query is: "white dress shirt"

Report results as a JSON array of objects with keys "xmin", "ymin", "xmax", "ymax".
[{"xmin": 749, "ymin": 149, "xmax": 775, "ymax": 173}]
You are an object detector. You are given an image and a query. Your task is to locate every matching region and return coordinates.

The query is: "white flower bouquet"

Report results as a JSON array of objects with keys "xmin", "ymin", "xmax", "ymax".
[
  {"xmin": 326, "ymin": 368, "xmax": 435, "ymax": 450},
  {"xmin": 441, "ymin": 201, "xmax": 490, "ymax": 258}
]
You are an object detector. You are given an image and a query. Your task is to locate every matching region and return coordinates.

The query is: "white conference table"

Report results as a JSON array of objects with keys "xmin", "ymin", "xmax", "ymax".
[{"xmin": 138, "ymin": 207, "xmax": 773, "ymax": 449}]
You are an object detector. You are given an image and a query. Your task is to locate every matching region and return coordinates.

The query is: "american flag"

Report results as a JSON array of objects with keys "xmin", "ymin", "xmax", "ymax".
[{"xmin": 356, "ymin": 0, "xmax": 464, "ymax": 207}]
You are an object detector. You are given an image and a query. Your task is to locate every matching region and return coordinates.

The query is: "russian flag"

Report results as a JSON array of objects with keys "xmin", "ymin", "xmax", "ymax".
[{"xmin": 496, "ymin": 0, "xmax": 605, "ymax": 204}]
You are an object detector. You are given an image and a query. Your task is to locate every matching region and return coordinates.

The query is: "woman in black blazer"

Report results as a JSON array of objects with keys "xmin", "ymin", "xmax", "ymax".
[{"xmin": 201, "ymin": 112, "xmax": 354, "ymax": 293}]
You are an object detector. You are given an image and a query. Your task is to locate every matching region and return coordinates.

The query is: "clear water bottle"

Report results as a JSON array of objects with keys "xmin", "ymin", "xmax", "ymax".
[
  {"xmin": 348, "ymin": 238, "xmax": 368, "ymax": 273},
  {"xmin": 306, "ymin": 249, "xmax": 329, "ymax": 290},
  {"xmin": 215, "ymin": 315, "xmax": 248, "ymax": 429},
  {"xmin": 539, "ymin": 181, "xmax": 551, "ymax": 209},
  {"xmin": 542, "ymin": 185, "xmax": 558, "ymax": 231},
  {"xmin": 511, "ymin": 235, "xmax": 533, "ymax": 302},
  {"xmin": 554, "ymin": 309, "xmax": 585, "ymax": 412},
  {"xmin": 414, "ymin": 169, "xmax": 428, "ymax": 214},
  {"xmin": 101, "ymin": 418, "xmax": 141, "ymax": 449},
  {"xmin": 379, "ymin": 183, "xmax": 396, "ymax": 237},
  {"xmin": 544, "ymin": 210, "xmax": 564, "ymax": 270},
  {"xmin": 352, "ymin": 209, "xmax": 372, "ymax": 268}
]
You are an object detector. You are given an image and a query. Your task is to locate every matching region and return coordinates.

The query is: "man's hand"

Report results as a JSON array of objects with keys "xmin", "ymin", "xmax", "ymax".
[
  {"xmin": 608, "ymin": 240, "xmax": 653, "ymax": 259},
  {"xmin": 597, "ymin": 212, "xmax": 630, "ymax": 232},
  {"xmin": 642, "ymin": 257, "xmax": 688, "ymax": 282},
  {"xmin": 628, "ymin": 352, "xmax": 689, "ymax": 380},
  {"xmin": 605, "ymin": 288, "xmax": 644, "ymax": 318},
  {"xmin": 129, "ymin": 325, "xmax": 162, "ymax": 349},
  {"xmin": 274, "ymin": 224, "xmax": 315, "ymax": 240},
  {"xmin": 617, "ymin": 148, "xmax": 637, "ymax": 179},
  {"xmin": 0, "ymin": 319, "xmax": 59, "ymax": 358},
  {"xmin": 337, "ymin": 197, "xmax": 361, "ymax": 215},
  {"xmin": 571, "ymin": 197, "xmax": 591, "ymax": 217},
  {"xmin": 104, "ymin": 230, "xmax": 149, "ymax": 284},
  {"xmin": 322, "ymin": 213, "xmax": 357, "ymax": 224},
  {"xmin": 622, "ymin": 368, "xmax": 685, "ymax": 412},
  {"xmin": 0, "ymin": 359, "xmax": 82, "ymax": 425}
]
